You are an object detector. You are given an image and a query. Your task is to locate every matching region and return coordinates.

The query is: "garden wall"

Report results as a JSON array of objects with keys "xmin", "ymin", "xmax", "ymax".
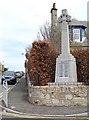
[{"xmin": 28, "ymin": 83, "xmax": 88, "ymax": 106}]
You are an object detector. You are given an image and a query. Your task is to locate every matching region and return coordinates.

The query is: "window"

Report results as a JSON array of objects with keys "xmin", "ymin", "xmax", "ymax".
[{"xmin": 73, "ymin": 28, "xmax": 80, "ymax": 42}]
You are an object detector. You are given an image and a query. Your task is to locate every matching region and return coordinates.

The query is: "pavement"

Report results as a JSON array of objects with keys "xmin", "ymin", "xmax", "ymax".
[{"xmin": 6, "ymin": 77, "xmax": 88, "ymax": 116}]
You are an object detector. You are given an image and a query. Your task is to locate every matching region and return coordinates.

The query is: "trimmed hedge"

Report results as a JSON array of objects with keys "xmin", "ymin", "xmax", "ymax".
[
  {"xmin": 28, "ymin": 41, "xmax": 89, "ymax": 85},
  {"xmin": 28, "ymin": 41, "xmax": 59, "ymax": 85},
  {"xmin": 72, "ymin": 48, "xmax": 89, "ymax": 84}
]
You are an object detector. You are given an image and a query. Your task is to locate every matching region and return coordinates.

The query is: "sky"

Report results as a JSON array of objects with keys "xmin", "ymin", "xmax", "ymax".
[{"xmin": 0, "ymin": 0, "xmax": 88, "ymax": 71}]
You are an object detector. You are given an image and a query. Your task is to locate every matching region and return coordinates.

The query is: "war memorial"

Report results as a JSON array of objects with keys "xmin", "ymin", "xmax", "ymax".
[{"xmin": 28, "ymin": 8, "xmax": 87, "ymax": 107}]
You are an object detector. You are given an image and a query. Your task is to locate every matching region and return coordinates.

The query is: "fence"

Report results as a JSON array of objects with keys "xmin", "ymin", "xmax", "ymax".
[{"xmin": 3, "ymin": 80, "xmax": 8, "ymax": 107}]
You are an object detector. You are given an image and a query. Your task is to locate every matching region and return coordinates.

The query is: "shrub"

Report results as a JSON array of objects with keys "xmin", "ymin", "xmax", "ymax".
[
  {"xmin": 71, "ymin": 48, "xmax": 89, "ymax": 84},
  {"xmin": 28, "ymin": 40, "xmax": 89, "ymax": 85},
  {"xmin": 28, "ymin": 40, "xmax": 59, "ymax": 85}
]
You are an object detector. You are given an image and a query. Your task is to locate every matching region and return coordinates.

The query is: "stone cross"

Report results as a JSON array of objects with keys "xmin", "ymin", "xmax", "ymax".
[
  {"xmin": 58, "ymin": 9, "xmax": 71, "ymax": 54},
  {"xmin": 55, "ymin": 9, "xmax": 77, "ymax": 83}
]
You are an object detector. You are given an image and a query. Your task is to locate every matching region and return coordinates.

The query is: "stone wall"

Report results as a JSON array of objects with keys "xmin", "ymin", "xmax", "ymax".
[{"xmin": 28, "ymin": 83, "xmax": 87, "ymax": 106}]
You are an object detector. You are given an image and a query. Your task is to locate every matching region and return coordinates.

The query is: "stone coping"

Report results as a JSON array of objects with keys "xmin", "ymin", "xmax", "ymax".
[{"xmin": 47, "ymin": 82, "xmax": 83, "ymax": 86}]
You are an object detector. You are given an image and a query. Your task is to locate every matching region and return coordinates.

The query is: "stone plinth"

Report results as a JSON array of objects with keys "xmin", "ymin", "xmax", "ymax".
[
  {"xmin": 28, "ymin": 83, "xmax": 87, "ymax": 106},
  {"xmin": 55, "ymin": 54, "xmax": 77, "ymax": 83}
]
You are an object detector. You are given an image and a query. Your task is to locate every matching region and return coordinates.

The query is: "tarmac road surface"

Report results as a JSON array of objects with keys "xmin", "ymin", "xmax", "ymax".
[
  {"xmin": 1, "ymin": 77, "xmax": 89, "ymax": 119},
  {"xmin": 1, "ymin": 117, "xmax": 89, "ymax": 120}
]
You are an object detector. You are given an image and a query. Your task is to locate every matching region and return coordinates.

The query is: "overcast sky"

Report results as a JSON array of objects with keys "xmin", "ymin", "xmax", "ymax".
[{"xmin": 0, "ymin": 0, "xmax": 88, "ymax": 71}]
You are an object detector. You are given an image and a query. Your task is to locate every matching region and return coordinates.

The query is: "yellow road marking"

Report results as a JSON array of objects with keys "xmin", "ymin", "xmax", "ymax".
[
  {"xmin": 0, "ymin": 88, "xmax": 10, "ymax": 99},
  {"xmin": 0, "ymin": 105, "xmax": 88, "ymax": 119},
  {"xmin": 0, "ymin": 92, "xmax": 3, "ymax": 96},
  {"xmin": 0, "ymin": 111, "xmax": 88, "ymax": 119},
  {"xmin": 0, "ymin": 79, "xmax": 21, "ymax": 100},
  {"xmin": 0, "ymin": 95, "xmax": 3, "ymax": 99},
  {"xmin": 0, "ymin": 112, "xmax": 58, "ymax": 120},
  {"xmin": 0, "ymin": 105, "xmax": 57, "ymax": 119},
  {"xmin": 0, "ymin": 105, "xmax": 50, "ymax": 119}
]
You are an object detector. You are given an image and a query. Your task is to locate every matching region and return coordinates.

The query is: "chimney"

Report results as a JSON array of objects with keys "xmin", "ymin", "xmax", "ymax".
[{"xmin": 51, "ymin": 3, "xmax": 57, "ymax": 13}]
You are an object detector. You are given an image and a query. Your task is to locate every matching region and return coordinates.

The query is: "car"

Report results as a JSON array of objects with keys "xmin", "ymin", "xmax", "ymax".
[
  {"xmin": 20, "ymin": 71, "xmax": 24, "ymax": 76},
  {"xmin": 15, "ymin": 71, "xmax": 24, "ymax": 78},
  {"xmin": 1, "ymin": 71, "xmax": 17, "ymax": 85},
  {"xmin": 15, "ymin": 71, "xmax": 22, "ymax": 78}
]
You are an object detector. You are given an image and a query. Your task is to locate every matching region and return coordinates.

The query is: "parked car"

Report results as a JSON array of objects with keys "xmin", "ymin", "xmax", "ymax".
[
  {"xmin": 15, "ymin": 71, "xmax": 22, "ymax": 78},
  {"xmin": 15, "ymin": 71, "xmax": 24, "ymax": 78},
  {"xmin": 1, "ymin": 71, "xmax": 17, "ymax": 85},
  {"xmin": 20, "ymin": 71, "xmax": 24, "ymax": 76}
]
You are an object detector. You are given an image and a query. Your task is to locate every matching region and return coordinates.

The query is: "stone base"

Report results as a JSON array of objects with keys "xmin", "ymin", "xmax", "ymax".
[
  {"xmin": 28, "ymin": 84, "xmax": 87, "ymax": 106},
  {"xmin": 55, "ymin": 54, "xmax": 77, "ymax": 83}
]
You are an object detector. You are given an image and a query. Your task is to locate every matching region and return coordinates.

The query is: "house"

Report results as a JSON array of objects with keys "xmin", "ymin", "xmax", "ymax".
[
  {"xmin": 69, "ymin": 19, "xmax": 87, "ymax": 42},
  {"xmin": 51, "ymin": 3, "xmax": 87, "ymax": 44}
]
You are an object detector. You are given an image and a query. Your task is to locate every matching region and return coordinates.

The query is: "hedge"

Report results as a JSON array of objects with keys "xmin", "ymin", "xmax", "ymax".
[
  {"xmin": 28, "ymin": 41, "xmax": 89, "ymax": 85},
  {"xmin": 71, "ymin": 47, "xmax": 89, "ymax": 84},
  {"xmin": 28, "ymin": 41, "xmax": 59, "ymax": 85}
]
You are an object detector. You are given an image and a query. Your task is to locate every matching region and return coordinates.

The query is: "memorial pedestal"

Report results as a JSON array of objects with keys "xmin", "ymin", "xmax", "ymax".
[{"xmin": 55, "ymin": 53, "xmax": 77, "ymax": 83}]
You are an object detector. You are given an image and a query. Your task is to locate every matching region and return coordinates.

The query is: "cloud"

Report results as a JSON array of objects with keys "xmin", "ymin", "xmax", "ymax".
[
  {"xmin": 0, "ymin": 0, "xmax": 88, "ymax": 71},
  {"xmin": 3, "ymin": 57, "xmax": 25, "ymax": 71},
  {"xmin": 0, "ymin": 38, "xmax": 26, "ymax": 57},
  {"xmin": 56, "ymin": 0, "xmax": 88, "ymax": 20}
]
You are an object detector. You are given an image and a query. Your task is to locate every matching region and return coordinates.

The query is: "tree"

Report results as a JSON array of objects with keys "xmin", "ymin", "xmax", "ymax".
[
  {"xmin": 37, "ymin": 21, "xmax": 51, "ymax": 41},
  {"xmin": 4, "ymin": 67, "xmax": 8, "ymax": 72},
  {"xmin": 36, "ymin": 21, "xmax": 61, "ymax": 52},
  {"xmin": 36, "ymin": 20, "xmax": 85, "ymax": 53}
]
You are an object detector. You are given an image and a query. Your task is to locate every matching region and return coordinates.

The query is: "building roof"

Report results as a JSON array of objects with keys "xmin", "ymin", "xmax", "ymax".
[
  {"xmin": 69, "ymin": 24, "xmax": 87, "ymax": 29},
  {"xmin": 69, "ymin": 18, "xmax": 87, "ymax": 29}
]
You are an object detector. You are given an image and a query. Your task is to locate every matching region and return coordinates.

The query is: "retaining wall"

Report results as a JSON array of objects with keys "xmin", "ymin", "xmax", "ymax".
[{"xmin": 28, "ymin": 83, "xmax": 88, "ymax": 106}]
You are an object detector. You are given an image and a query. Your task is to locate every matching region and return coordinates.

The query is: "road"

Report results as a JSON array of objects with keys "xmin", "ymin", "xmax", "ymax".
[
  {"xmin": 0, "ymin": 84, "xmax": 10, "ymax": 119},
  {"xmin": 0, "ymin": 85, "xmax": 13, "ymax": 101},
  {"xmin": 0, "ymin": 78, "xmax": 21, "ymax": 119},
  {"xmin": 0, "ymin": 81, "xmax": 19, "ymax": 103},
  {"xmin": 1, "ymin": 118, "xmax": 89, "ymax": 120},
  {"xmin": 1, "ymin": 77, "xmax": 89, "ymax": 119}
]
